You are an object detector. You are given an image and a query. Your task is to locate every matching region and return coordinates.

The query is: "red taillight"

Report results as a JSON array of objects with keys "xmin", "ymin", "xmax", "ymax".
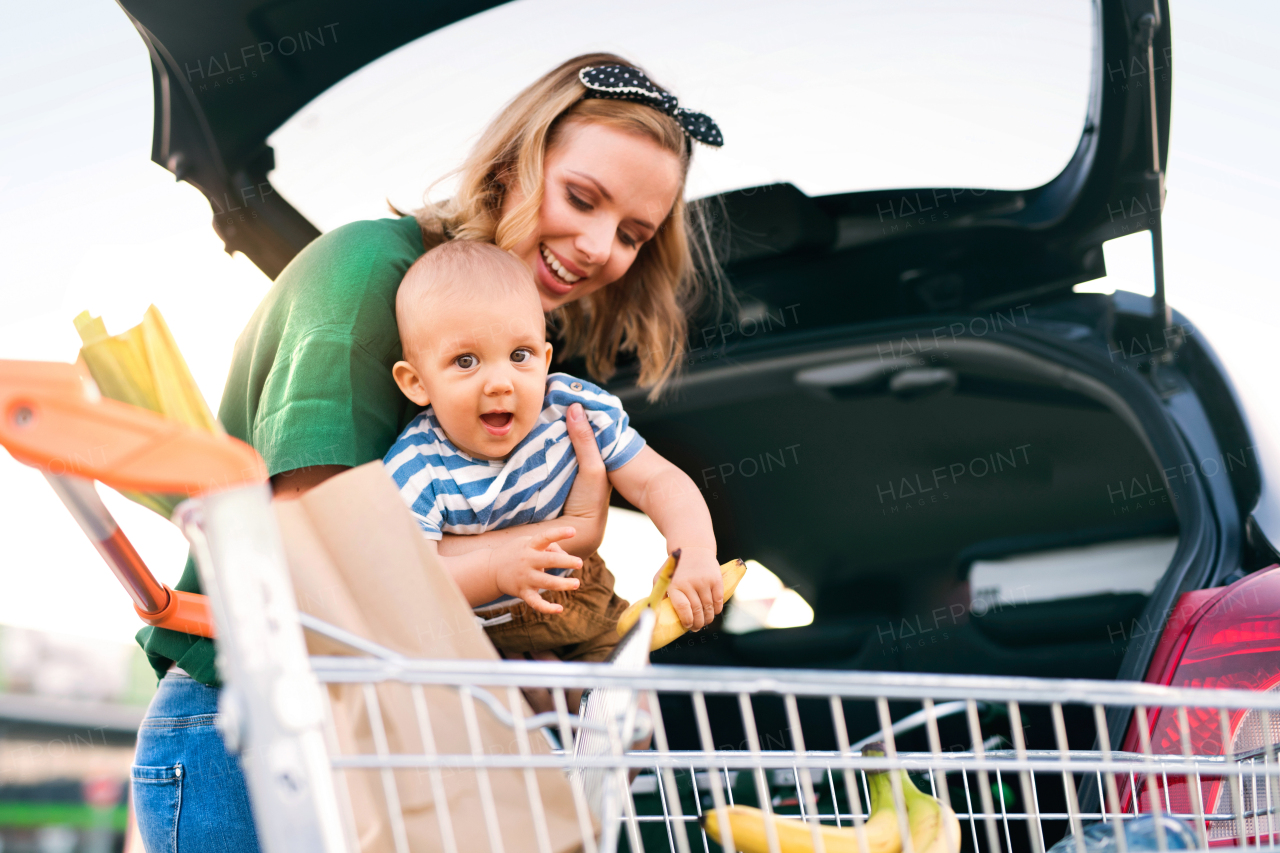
[
  {"xmin": 1210, "ymin": 621, "xmax": 1280, "ymax": 645},
  {"xmin": 1120, "ymin": 565, "xmax": 1280, "ymax": 845}
]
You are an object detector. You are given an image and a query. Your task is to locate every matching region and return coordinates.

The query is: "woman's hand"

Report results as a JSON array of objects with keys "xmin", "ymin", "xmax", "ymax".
[{"xmin": 557, "ymin": 402, "xmax": 611, "ymax": 553}]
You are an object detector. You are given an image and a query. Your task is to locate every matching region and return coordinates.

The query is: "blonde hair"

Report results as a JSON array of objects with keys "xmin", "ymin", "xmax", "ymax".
[{"xmin": 399, "ymin": 53, "xmax": 724, "ymax": 400}]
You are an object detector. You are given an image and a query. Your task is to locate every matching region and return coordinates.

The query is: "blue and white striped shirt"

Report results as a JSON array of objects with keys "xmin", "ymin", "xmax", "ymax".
[{"xmin": 384, "ymin": 373, "xmax": 646, "ymax": 545}]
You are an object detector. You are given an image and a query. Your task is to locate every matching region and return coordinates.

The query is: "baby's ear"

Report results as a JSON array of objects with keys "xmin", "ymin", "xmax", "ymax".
[
  {"xmin": 392, "ymin": 361, "xmax": 431, "ymax": 406},
  {"xmin": 542, "ymin": 341, "xmax": 554, "ymax": 370}
]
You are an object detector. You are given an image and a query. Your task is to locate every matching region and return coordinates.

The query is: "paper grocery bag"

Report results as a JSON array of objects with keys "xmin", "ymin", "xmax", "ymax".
[{"xmin": 273, "ymin": 462, "xmax": 588, "ymax": 853}]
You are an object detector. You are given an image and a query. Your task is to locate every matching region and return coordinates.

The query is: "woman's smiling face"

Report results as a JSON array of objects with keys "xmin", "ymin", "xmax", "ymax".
[{"xmin": 506, "ymin": 120, "xmax": 683, "ymax": 312}]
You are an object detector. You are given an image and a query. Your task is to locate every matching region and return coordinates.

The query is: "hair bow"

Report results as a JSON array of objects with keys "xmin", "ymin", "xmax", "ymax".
[{"xmin": 579, "ymin": 65, "xmax": 724, "ymax": 148}]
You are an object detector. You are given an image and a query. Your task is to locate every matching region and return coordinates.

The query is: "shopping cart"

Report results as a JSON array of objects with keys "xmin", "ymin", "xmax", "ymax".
[{"xmin": 3, "ymin": 359, "xmax": 1279, "ymax": 853}]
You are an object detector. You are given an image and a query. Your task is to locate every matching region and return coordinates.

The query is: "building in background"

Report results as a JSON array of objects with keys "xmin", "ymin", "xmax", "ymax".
[{"xmin": 0, "ymin": 626, "xmax": 153, "ymax": 852}]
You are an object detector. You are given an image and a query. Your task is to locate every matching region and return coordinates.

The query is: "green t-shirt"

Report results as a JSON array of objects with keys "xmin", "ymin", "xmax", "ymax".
[{"xmin": 136, "ymin": 216, "xmax": 426, "ymax": 685}]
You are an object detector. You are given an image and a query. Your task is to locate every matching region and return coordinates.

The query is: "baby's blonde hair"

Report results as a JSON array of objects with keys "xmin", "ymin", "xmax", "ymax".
[
  {"xmin": 396, "ymin": 241, "xmax": 542, "ymax": 361},
  {"xmin": 398, "ymin": 53, "xmax": 725, "ymax": 400}
]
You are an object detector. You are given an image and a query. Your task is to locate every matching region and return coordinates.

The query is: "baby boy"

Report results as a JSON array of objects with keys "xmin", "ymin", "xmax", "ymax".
[{"xmin": 383, "ymin": 241, "xmax": 723, "ymax": 663}]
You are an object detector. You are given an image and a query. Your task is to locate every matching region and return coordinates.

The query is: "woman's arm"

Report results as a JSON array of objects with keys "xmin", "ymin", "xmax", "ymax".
[
  {"xmin": 608, "ymin": 446, "xmax": 722, "ymax": 630},
  {"xmin": 271, "ymin": 465, "xmax": 350, "ymax": 499}
]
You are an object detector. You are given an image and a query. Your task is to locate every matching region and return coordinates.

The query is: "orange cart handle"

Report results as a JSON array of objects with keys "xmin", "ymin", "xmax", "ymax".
[
  {"xmin": 0, "ymin": 359, "xmax": 265, "ymax": 495},
  {"xmin": 136, "ymin": 587, "xmax": 216, "ymax": 638},
  {"xmin": 44, "ymin": 472, "xmax": 216, "ymax": 638},
  {"xmin": 0, "ymin": 359, "xmax": 253, "ymax": 639}
]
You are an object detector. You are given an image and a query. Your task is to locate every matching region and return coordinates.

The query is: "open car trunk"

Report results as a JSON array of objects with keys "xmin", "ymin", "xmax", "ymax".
[
  {"xmin": 623, "ymin": 329, "xmax": 1178, "ymax": 683},
  {"xmin": 614, "ymin": 315, "xmax": 1192, "ymax": 753}
]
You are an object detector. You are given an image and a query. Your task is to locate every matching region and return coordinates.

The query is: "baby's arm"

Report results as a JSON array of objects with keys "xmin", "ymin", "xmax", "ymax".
[
  {"xmin": 609, "ymin": 446, "xmax": 723, "ymax": 631},
  {"xmin": 423, "ymin": 527, "xmax": 584, "ymax": 613}
]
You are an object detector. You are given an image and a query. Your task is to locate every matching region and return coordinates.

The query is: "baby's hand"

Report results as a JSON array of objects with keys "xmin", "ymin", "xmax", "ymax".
[
  {"xmin": 663, "ymin": 546, "xmax": 724, "ymax": 631},
  {"xmin": 493, "ymin": 527, "xmax": 583, "ymax": 614}
]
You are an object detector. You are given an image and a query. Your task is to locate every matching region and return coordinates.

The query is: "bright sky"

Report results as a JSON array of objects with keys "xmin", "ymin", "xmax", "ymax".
[
  {"xmin": 265, "ymin": 0, "xmax": 1093, "ymax": 225},
  {"xmin": 1, "ymin": 0, "xmax": 1277, "ymax": 644}
]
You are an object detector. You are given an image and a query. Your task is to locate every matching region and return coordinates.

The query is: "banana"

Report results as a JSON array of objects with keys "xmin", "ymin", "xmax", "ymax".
[
  {"xmin": 615, "ymin": 558, "xmax": 748, "ymax": 650},
  {"xmin": 862, "ymin": 743, "xmax": 962, "ymax": 853},
  {"xmin": 900, "ymin": 773, "xmax": 960, "ymax": 853},
  {"xmin": 698, "ymin": 742, "xmax": 960, "ymax": 853},
  {"xmin": 702, "ymin": 804, "xmax": 900, "ymax": 853},
  {"xmin": 700, "ymin": 745, "xmax": 904, "ymax": 853}
]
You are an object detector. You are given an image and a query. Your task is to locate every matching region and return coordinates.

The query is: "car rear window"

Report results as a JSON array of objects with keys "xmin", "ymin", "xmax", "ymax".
[{"xmin": 267, "ymin": 0, "xmax": 1094, "ymax": 232}]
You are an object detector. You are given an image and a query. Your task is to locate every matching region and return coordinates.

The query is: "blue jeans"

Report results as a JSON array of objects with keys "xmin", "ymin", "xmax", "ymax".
[{"xmin": 132, "ymin": 671, "xmax": 261, "ymax": 853}]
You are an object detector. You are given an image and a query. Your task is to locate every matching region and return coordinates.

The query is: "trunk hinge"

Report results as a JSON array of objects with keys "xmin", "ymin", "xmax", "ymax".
[{"xmin": 1134, "ymin": 5, "xmax": 1176, "ymax": 353}]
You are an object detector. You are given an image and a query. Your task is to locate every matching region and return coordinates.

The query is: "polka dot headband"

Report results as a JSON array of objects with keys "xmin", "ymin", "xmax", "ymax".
[{"xmin": 578, "ymin": 65, "xmax": 724, "ymax": 148}]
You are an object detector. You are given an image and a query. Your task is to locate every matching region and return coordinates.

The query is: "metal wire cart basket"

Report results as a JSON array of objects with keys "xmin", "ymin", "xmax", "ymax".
[
  {"xmin": 3, "ymin": 362, "xmax": 1278, "ymax": 853},
  {"xmin": 194, "ymin": 482, "xmax": 1280, "ymax": 853},
  {"xmin": 296, "ymin": 652, "xmax": 1280, "ymax": 853}
]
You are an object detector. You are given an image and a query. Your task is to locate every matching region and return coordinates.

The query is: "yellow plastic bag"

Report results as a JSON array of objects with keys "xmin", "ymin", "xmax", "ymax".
[{"xmin": 74, "ymin": 305, "xmax": 219, "ymax": 516}]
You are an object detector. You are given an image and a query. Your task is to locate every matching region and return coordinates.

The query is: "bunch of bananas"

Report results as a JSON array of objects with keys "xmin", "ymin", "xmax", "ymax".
[
  {"xmin": 615, "ymin": 558, "xmax": 748, "ymax": 651},
  {"xmin": 702, "ymin": 743, "xmax": 960, "ymax": 853}
]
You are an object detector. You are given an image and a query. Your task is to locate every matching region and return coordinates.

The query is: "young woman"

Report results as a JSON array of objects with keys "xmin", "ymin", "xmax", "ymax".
[{"xmin": 129, "ymin": 52, "xmax": 725, "ymax": 851}]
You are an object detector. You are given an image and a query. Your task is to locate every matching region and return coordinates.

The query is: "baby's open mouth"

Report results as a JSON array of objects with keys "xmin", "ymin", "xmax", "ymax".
[{"xmin": 480, "ymin": 412, "xmax": 514, "ymax": 429}]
